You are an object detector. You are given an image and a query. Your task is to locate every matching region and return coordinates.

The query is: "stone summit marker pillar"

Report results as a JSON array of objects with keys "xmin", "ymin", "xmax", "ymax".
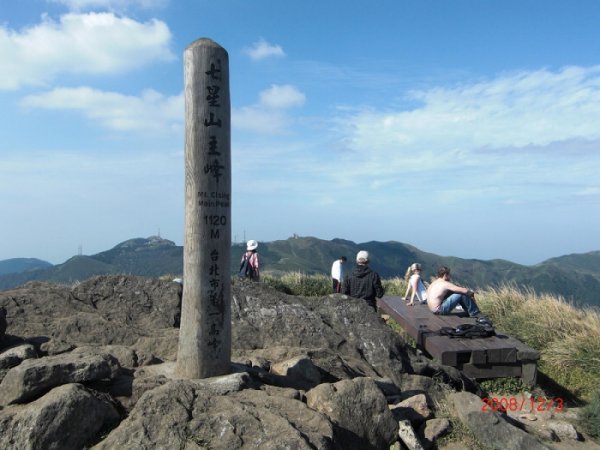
[{"xmin": 177, "ymin": 38, "xmax": 231, "ymax": 379}]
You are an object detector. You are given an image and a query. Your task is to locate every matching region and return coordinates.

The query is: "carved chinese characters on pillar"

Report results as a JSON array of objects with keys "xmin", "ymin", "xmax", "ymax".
[
  {"xmin": 207, "ymin": 248, "xmax": 223, "ymax": 351},
  {"xmin": 203, "ymin": 61, "xmax": 226, "ymax": 357},
  {"xmin": 203, "ymin": 62, "xmax": 224, "ymax": 184}
]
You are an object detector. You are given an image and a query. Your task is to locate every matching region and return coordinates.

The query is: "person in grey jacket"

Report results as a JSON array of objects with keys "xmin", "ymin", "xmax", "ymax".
[{"xmin": 342, "ymin": 250, "xmax": 384, "ymax": 311}]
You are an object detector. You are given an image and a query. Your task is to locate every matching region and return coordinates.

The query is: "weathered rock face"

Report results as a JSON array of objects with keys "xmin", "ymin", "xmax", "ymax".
[
  {"xmin": 306, "ymin": 377, "xmax": 398, "ymax": 450},
  {"xmin": 389, "ymin": 393, "xmax": 433, "ymax": 423},
  {"xmin": 448, "ymin": 391, "xmax": 552, "ymax": 450},
  {"xmin": 0, "ymin": 383, "xmax": 120, "ymax": 450},
  {"xmin": 0, "ymin": 342, "xmax": 36, "ymax": 381},
  {"xmin": 0, "ymin": 276, "xmax": 561, "ymax": 449},
  {"xmin": 0, "ymin": 276, "xmax": 181, "ymax": 350},
  {"xmin": 231, "ymin": 282, "xmax": 414, "ymax": 387},
  {"xmin": 0, "ymin": 352, "xmax": 121, "ymax": 405},
  {"xmin": 94, "ymin": 375, "xmax": 336, "ymax": 450}
]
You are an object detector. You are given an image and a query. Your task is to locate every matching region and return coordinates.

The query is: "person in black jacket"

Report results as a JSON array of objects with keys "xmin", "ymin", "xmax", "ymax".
[{"xmin": 342, "ymin": 250, "xmax": 384, "ymax": 311}]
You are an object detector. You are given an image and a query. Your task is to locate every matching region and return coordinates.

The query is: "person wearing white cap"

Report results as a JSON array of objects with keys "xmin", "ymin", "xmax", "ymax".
[
  {"xmin": 239, "ymin": 240, "xmax": 260, "ymax": 281},
  {"xmin": 341, "ymin": 250, "xmax": 384, "ymax": 311}
]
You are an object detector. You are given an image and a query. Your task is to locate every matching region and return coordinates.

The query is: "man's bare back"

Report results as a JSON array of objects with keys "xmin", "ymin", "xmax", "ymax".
[{"xmin": 427, "ymin": 277, "xmax": 471, "ymax": 312}]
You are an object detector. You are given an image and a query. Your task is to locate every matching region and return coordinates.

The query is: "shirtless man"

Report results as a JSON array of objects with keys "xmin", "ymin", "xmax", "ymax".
[{"xmin": 427, "ymin": 266, "xmax": 482, "ymax": 317}]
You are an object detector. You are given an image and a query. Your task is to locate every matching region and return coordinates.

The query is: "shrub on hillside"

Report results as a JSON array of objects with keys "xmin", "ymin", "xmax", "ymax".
[
  {"xmin": 261, "ymin": 272, "xmax": 330, "ymax": 297},
  {"xmin": 579, "ymin": 391, "xmax": 600, "ymax": 438},
  {"xmin": 259, "ymin": 275, "xmax": 293, "ymax": 295}
]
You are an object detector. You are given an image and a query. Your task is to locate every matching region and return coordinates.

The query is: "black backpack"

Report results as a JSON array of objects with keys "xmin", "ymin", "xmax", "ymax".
[
  {"xmin": 238, "ymin": 253, "xmax": 256, "ymax": 279},
  {"xmin": 439, "ymin": 323, "xmax": 495, "ymax": 339}
]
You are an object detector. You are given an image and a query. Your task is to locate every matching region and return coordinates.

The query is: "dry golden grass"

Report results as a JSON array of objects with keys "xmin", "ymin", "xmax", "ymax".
[
  {"xmin": 261, "ymin": 271, "xmax": 331, "ymax": 296},
  {"xmin": 382, "ymin": 277, "xmax": 406, "ymax": 296},
  {"xmin": 477, "ymin": 284, "xmax": 600, "ymax": 401}
]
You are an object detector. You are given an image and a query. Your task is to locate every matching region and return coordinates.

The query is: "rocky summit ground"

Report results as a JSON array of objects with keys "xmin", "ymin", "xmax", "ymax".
[{"xmin": 0, "ymin": 275, "xmax": 596, "ymax": 450}]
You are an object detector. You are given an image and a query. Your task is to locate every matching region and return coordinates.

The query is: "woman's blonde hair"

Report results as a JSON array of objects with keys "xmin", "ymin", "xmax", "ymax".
[{"xmin": 404, "ymin": 263, "xmax": 421, "ymax": 281}]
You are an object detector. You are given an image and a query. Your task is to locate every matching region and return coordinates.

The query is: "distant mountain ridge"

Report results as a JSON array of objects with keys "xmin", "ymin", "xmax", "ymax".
[
  {"xmin": 0, "ymin": 258, "xmax": 52, "ymax": 276},
  {"xmin": 1, "ymin": 235, "xmax": 599, "ymax": 308}
]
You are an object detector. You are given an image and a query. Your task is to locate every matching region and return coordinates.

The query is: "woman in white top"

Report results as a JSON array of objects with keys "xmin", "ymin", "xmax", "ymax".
[{"xmin": 403, "ymin": 263, "xmax": 427, "ymax": 306}]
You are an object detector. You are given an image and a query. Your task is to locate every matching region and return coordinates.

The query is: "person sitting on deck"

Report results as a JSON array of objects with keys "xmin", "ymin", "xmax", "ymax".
[
  {"xmin": 403, "ymin": 262, "xmax": 428, "ymax": 306},
  {"xmin": 426, "ymin": 266, "xmax": 483, "ymax": 318}
]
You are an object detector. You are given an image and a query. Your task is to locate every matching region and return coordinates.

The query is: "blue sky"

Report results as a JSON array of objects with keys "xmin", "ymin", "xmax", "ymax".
[{"xmin": 1, "ymin": 0, "xmax": 600, "ymax": 265}]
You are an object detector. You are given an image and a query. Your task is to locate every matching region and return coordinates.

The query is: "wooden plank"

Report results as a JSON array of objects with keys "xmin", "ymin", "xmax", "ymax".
[
  {"xmin": 381, "ymin": 300, "xmax": 479, "ymax": 366},
  {"xmin": 470, "ymin": 348, "xmax": 488, "ymax": 365},
  {"xmin": 461, "ymin": 363, "xmax": 522, "ymax": 379},
  {"xmin": 421, "ymin": 334, "xmax": 473, "ymax": 366},
  {"xmin": 379, "ymin": 296, "xmax": 540, "ymax": 381},
  {"xmin": 448, "ymin": 330, "xmax": 516, "ymax": 364},
  {"xmin": 379, "ymin": 297, "xmax": 475, "ymax": 365},
  {"xmin": 510, "ymin": 338, "xmax": 541, "ymax": 361},
  {"xmin": 480, "ymin": 340, "xmax": 516, "ymax": 364},
  {"xmin": 521, "ymin": 362, "xmax": 538, "ymax": 386},
  {"xmin": 447, "ymin": 335, "xmax": 490, "ymax": 364}
]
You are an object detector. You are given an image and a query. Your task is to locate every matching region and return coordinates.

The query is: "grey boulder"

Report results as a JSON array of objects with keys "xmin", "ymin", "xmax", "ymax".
[{"xmin": 0, "ymin": 352, "xmax": 120, "ymax": 405}]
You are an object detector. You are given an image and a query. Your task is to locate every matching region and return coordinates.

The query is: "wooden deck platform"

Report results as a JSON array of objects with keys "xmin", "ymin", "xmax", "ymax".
[{"xmin": 378, "ymin": 296, "xmax": 540, "ymax": 385}]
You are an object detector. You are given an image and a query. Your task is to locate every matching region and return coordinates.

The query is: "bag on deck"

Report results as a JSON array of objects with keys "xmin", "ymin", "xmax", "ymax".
[{"xmin": 439, "ymin": 323, "xmax": 495, "ymax": 339}]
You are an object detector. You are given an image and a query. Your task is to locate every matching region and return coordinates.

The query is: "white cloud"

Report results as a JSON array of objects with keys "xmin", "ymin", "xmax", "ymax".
[
  {"xmin": 332, "ymin": 65, "xmax": 600, "ymax": 177},
  {"xmin": 233, "ymin": 84, "xmax": 305, "ymax": 134},
  {"xmin": 48, "ymin": 0, "xmax": 167, "ymax": 12},
  {"xmin": 18, "ymin": 82, "xmax": 304, "ymax": 138},
  {"xmin": 259, "ymin": 84, "xmax": 305, "ymax": 109},
  {"xmin": 270, "ymin": 64, "xmax": 600, "ymax": 221},
  {"xmin": 233, "ymin": 107, "xmax": 289, "ymax": 135},
  {"xmin": 20, "ymin": 86, "xmax": 183, "ymax": 133},
  {"xmin": 0, "ymin": 12, "xmax": 174, "ymax": 90},
  {"xmin": 576, "ymin": 187, "xmax": 600, "ymax": 197},
  {"xmin": 243, "ymin": 38, "xmax": 285, "ymax": 61},
  {"xmin": 409, "ymin": 65, "xmax": 600, "ymax": 148}
]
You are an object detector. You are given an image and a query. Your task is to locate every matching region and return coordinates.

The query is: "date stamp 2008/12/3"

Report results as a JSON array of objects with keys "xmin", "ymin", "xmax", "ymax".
[{"xmin": 481, "ymin": 397, "xmax": 564, "ymax": 413}]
